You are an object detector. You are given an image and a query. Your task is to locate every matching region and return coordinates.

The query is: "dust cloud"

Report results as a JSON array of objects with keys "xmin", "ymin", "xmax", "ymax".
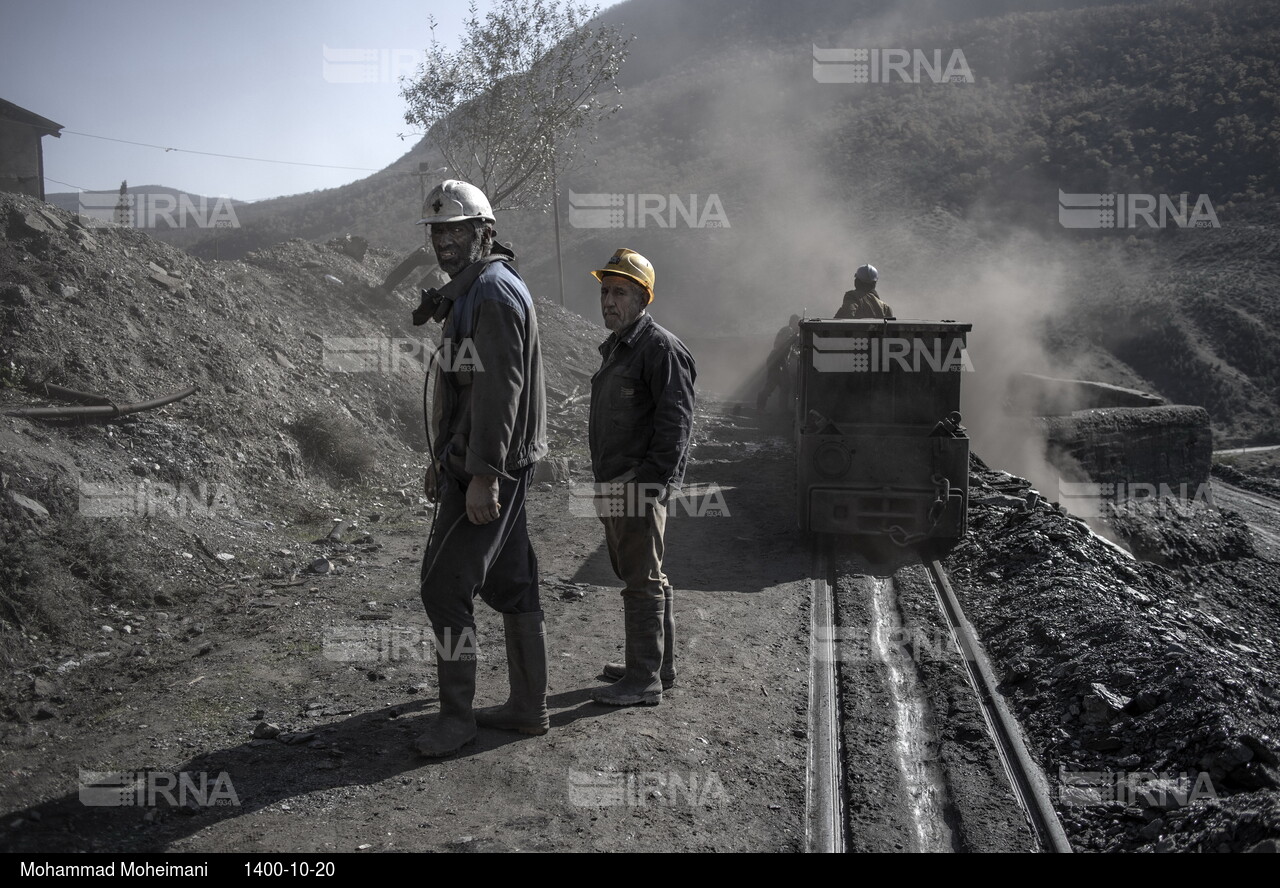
[
  {"xmin": 638, "ymin": 59, "xmax": 1086, "ymax": 494},
  {"xmin": 510, "ymin": 4, "xmax": 1152, "ymax": 493}
]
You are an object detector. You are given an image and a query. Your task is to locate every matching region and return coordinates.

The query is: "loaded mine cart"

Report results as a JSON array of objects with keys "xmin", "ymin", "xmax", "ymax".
[{"xmin": 795, "ymin": 318, "xmax": 972, "ymax": 549}]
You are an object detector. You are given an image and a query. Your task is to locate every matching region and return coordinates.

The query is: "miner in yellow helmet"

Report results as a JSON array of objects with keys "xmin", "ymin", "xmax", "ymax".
[
  {"xmin": 590, "ymin": 247, "xmax": 655, "ymax": 306},
  {"xmin": 587, "ymin": 248, "xmax": 696, "ymax": 707}
]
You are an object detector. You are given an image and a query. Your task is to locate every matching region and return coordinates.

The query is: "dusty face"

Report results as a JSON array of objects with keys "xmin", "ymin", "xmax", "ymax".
[
  {"xmin": 600, "ymin": 275, "xmax": 648, "ymax": 332},
  {"xmin": 430, "ymin": 220, "xmax": 489, "ymax": 277}
]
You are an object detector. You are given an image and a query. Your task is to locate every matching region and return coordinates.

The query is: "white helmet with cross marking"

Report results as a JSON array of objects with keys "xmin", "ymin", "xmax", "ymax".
[{"xmin": 417, "ymin": 180, "xmax": 495, "ymax": 226}]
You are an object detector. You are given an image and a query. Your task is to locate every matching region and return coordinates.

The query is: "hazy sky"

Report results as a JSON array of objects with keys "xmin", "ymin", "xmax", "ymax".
[{"xmin": 1, "ymin": 0, "xmax": 619, "ymax": 202}]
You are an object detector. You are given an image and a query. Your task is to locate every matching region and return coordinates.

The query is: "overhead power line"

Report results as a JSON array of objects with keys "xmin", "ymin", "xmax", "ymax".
[
  {"xmin": 44, "ymin": 176, "xmax": 93, "ymax": 192},
  {"xmin": 61, "ymin": 129, "xmax": 380, "ymax": 172}
]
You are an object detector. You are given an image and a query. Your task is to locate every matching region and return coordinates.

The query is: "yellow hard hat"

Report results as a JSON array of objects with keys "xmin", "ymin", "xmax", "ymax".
[{"xmin": 590, "ymin": 248, "xmax": 654, "ymax": 304}]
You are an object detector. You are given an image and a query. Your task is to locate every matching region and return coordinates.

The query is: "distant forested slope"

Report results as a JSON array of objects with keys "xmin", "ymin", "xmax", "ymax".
[{"xmin": 150, "ymin": 0, "xmax": 1280, "ymax": 441}]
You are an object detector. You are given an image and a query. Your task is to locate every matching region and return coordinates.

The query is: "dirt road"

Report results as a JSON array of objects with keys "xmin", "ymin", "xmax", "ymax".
[
  {"xmin": 6, "ymin": 407, "xmax": 1279, "ymax": 855},
  {"xmin": 1213, "ymin": 481, "xmax": 1280, "ymax": 563},
  {"xmin": 2, "ymin": 406, "xmax": 819, "ymax": 854}
]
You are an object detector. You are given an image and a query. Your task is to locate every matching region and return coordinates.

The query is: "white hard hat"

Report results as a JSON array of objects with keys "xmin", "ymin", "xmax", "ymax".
[{"xmin": 417, "ymin": 179, "xmax": 495, "ymax": 225}]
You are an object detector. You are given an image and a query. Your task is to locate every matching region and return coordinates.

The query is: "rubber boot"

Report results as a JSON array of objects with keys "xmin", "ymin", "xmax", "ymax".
[
  {"xmin": 592, "ymin": 594, "xmax": 664, "ymax": 706},
  {"xmin": 603, "ymin": 587, "xmax": 675, "ymax": 689},
  {"xmin": 660, "ymin": 585, "xmax": 676, "ymax": 686},
  {"xmin": 414, "ymin": 649, "xmax": 477, "ymax": 757},
  {"xmin": 474, "ymin": 611, "xmax": 549, "ymax": 735}
]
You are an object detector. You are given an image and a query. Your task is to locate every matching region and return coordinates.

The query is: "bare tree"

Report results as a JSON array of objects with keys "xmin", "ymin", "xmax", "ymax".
[{"xmin": 400, "ymin": 0, "xmax": 631, "ymax": 211}]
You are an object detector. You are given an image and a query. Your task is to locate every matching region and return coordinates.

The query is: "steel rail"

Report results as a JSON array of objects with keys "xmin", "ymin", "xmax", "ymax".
[
  {"xmin": 805, "ymin": 537, "xmax": 847, "ymax": 853},
  {"xmin": 924, "ymin": 558, "xmax": 1073, "ymax": 853}
]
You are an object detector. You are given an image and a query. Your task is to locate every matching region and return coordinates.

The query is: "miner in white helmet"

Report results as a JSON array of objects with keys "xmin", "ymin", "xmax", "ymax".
[
  {"xmin": 835, "ymin": 264, "xmax": 894, "ymax": 319},
  {"xmin": 588, "ymin": 248, "xmax": 696, "ymax": 707},
  {"xmin": 412, "ymin": 180, "xmax": 549, "ymax": 757}
]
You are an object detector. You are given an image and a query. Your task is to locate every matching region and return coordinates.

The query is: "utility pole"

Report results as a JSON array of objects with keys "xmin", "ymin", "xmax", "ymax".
[
  {"xmin": 551, "ymin": 154, "xmax": 565, "ymax": 307},
  {"xmin": 418, "ymin": 163, "xmax": 448, "ymax": 210}
]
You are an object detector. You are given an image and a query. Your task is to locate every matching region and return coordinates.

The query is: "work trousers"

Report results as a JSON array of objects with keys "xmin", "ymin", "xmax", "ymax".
[
  {"xmin": 599, "ymin": 496, "xmax": 669, "ymax": 599},
  {"xmin": 419, "ymin": 465, "xmax": 541, "ymax": 642}
]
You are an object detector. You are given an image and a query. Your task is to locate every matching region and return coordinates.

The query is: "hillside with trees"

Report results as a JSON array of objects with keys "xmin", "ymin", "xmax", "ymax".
[{"xmin": 59, "ymin": 0, "xmax": 1280, "ymax": 442}]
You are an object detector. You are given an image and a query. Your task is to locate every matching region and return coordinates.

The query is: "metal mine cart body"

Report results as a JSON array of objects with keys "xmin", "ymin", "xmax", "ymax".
[{"xmin": 795, "ymin": 319, "xmax": 972, "ymax": 546}]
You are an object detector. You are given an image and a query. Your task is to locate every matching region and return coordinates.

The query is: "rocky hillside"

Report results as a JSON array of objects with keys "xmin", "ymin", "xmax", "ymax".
[
  {"xmin": 57, "ymin": 0, "xmax": 1273, "ymax": 445},
  {"xmin": 0, "ymin": 190, "xmax": 603, "ymax": 663}
]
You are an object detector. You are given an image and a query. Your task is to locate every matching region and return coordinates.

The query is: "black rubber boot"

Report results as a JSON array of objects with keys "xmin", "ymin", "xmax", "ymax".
[
  {"xmin": 603, "ymin": 587, "xmax": 675, "ymax": 689},
  {"xmin": 475, "ymin": 611, "xmax": 549, "ymax": 735},
  {"xmin": 414, "ymin": 649, "xmax": 477, "ymax": 757},
  {"xmin": 592, "ymin": 594, "xmax": 664, "ymax": 706}
]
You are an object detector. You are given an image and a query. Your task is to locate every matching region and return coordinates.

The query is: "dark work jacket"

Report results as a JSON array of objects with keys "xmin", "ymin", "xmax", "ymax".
[
  {"xmin": 589, "ymin": 312, "xmax": 697, "ymax": 488},
  {"xmin": 431, "ymin": 259, "xmax": 548, "ymax": 482},
  {"xmin": 766, "ymin": 324, "xmax": 800, "ymax": 372},
  {"xmin": 835, "ymin": 288, "xmax": 894, "ymax": 319}
]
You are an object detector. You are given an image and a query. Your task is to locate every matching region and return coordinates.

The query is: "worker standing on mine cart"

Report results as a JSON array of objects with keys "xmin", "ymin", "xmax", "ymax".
[
  {"xmin": 588, "ymin": 248, "xmax": 696, "ymax": 707},
  {"xmin": 835, "ymin": 264, "xmax": 894, "ymax": 319},
  {"xmin": 413, "ymin": 180, "xmax": 549, "ymax": 757},
  {"xmin": 756, "ymin": 313, "xmax": 801, "ymax": 412}
]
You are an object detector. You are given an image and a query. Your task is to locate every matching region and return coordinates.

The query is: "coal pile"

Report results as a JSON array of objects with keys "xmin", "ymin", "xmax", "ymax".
[{"xmin": 946, "ymin": 456, "xmax": 1280, "ymax": 851}]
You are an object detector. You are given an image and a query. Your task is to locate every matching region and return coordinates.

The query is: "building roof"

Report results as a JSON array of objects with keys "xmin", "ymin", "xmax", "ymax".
[{"xmin": 0, "ymin": 98, "xmax": 64, "ymax": 137}]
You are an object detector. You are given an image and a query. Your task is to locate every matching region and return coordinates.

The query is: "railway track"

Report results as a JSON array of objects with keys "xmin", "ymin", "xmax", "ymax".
[
  {"xmin": 804, "ymin": 542, "xmax": 1072, "ymax": 853},
  {"xmin": 805, "ymin": 537, "xmax": 844, "ymax": 853}
]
